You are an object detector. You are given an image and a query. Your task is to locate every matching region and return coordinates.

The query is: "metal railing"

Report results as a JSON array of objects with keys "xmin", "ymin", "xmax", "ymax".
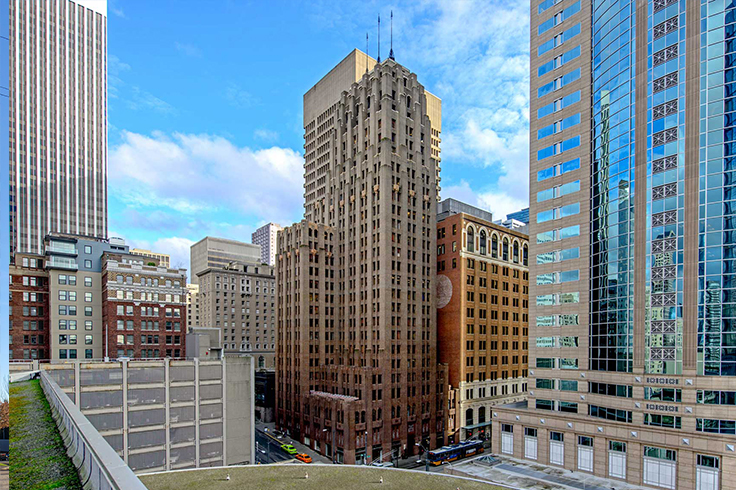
[{"xmin": 39, "ymin": 370, "xmax": 148, "ymax": 490}]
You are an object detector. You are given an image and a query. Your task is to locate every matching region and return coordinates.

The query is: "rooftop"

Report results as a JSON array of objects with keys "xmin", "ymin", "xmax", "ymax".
[{"xmin": 140, "ymin": 465, "xmax": 506, "ymax": 490}]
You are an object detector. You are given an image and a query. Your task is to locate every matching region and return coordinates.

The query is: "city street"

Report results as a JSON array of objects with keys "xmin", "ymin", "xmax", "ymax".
[{"xmin": 254, "ymin": 429, "xmax": 293, "ymax": 464}]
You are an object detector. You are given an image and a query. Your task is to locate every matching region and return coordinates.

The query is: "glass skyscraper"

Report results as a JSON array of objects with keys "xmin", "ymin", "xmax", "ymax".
[{"xmin": 494, "ymin": 2, "xmax": 736, "ymax": 489}]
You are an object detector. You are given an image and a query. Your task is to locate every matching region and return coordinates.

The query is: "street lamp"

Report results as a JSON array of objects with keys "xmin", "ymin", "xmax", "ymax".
[{"xmin": 415, "ymin": 442, "xmax": 429, "ymax": 472}]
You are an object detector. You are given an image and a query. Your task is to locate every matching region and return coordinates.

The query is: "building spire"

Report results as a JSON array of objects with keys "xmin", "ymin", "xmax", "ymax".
[
  {"xmin": 377, "ymin": 14, "xmax": 381, "ymax": 63},
  {"xmin": 389, "ymin": 11, "xmax": 395, "ymax": 60},
  {"xmin": 366, "ymin": 32, "xmax": 369, "ymax": 72}
]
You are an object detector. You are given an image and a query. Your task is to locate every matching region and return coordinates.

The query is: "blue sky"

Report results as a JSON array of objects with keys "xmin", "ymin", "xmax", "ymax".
[{"xmin": 107, "ymin": 0, "xmax": 531, "ymax": 274}]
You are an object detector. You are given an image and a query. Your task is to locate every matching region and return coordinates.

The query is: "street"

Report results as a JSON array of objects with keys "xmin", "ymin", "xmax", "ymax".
[{"xmin": 254, "ymin": 429, "xmax": 294, "ymax": 464}]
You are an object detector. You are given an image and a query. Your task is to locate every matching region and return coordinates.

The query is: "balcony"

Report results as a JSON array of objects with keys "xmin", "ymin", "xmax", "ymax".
[
  {"xmin": 46, "ymin": 256, "xmax": 78, "ymax": 270},
  {"xmin": 45, "ymin": 243, "xmax": 77, "ymax": 256}
]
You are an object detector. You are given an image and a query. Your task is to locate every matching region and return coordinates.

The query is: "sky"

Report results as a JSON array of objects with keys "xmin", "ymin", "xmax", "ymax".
[{"xmin": 107, "ymin": 0, "xmax": 531, "ymax": 276}]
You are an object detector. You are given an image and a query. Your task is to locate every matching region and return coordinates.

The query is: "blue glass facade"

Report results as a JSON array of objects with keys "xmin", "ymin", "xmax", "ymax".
[{"xmin": 590, "ymin": 0, "xmax": 637, "ymax": 373}]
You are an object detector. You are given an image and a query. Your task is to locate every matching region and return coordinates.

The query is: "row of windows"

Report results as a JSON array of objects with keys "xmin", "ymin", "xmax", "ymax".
[
  {"xmin": 538, "ymin": 45, "xmax": 581, "ymax": 77},
  {"xmin": 537, "ymin": 0, "xmax": 580, "ymax": 35},
  {"xmin": 58, "ymin": 334, "xmax": 93, "ymax": 345},
  {"xmin": 536, "ymin": 247, "xmax": 579, "ymax": 264},
  {"xmin": 58, "ymin": 349, "xmax": 94, "ymax": 359},
  {"xmin": 536, "ymin": 291, "xmax": 579, "ymax": 305},
  {"xmin": 58, "ymin": 305, "xmax": 93, "ymax": 316},
  {"xmin": 538, "ymin": 67, "xmax": 581, "ymax": 98},
  {"xmin": 538, "ymin": 91, "xmax": 581, "ymax": 120},
  {"xmin": 535, "ymin": 357, "xmax": 578, "ymax": 369},
  {"xmin": 535, "ymin": 336, "xmax": 578, "ymax": 348},
  {"xmin": 538, "ymin": 23, "xmax": 581, "ymax": 57},
  {"xmin": 58, "ymin": 291, "xmax": 93, "ymax": 302},
  {"xmin": 535, "ymin": 378, "xmax": 578, "ymax": 391},
  {"xmin": 536, "ymin": 269, "xmax": 579, "ymax": 285},
  {"xmin": 536, "ymin": 225, "xmax": 580, "ymax": 244},
  {"xmin": 537, "ymin": 202, "xmax": 580, "ymax": 223},
  {"xmin": 58, "ymin": 320, "xmax": 93, "ymax": 330},
  {"xmin": 537, "ymin": 114, "xmax": 581, "ymax": 140},
  {"xmin": 538, "ymin": 135, "xmax": 581, "ymax": 161},
  {"xmin": 536, "ymin": 313, "xmax": 579, "ymax": 327}
]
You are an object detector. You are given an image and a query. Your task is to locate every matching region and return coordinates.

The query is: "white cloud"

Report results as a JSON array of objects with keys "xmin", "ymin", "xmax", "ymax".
[
  {"xmin": 109, "ymin": 131, "xmax": 305, "ymax": 226},
  {"xmin": 254, "ymin": 129, "xmax": 279, "ymax": 142},
  {"xmin": 443, "ymin": 180, "xmax": 527, "ymax": 222},
  {"xmin": 121, "ymin": 235, "xmax": 195, "ymax": 280}
]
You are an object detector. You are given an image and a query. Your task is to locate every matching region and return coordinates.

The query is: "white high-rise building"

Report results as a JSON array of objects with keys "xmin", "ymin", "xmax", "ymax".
[
  {"xmin": 10, "ymin": 0, "xmax": 108, "ymax": 255},
  {"xmin": 251, "ymin": 223, "xmax": 282, "ymax": 266}
]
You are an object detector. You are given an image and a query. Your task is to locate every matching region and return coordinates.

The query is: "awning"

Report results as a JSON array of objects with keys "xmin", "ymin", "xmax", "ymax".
[{"xmin": 462, "ymin": 421, "xmax": 492, "ymax": 430}]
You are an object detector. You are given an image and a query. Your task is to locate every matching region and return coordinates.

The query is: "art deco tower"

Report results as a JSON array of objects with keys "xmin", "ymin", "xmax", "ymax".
[
  {"xmin": 276, "ymin": 49, "xmax": 446, "ymax": 465},
  {"xmin": 9, "ymin": 0, "xmax": 108, "ymax": 255}
]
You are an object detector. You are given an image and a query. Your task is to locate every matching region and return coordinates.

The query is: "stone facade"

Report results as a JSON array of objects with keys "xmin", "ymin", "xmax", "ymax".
[
  {"xmin": 196, "ymin": 263, "xmax": 276, "ymax": 370},
  {"xmin": 277, "ymin": 50, "xmax": 447, "ymax": 465}
]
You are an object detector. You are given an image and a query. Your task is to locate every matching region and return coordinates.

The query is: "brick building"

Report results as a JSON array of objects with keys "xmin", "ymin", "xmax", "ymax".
[
  {"xmin": 101, "ymin": 252, "xmax": 188, "ymax": 359},
  {"xmin": 436, "ymin": 199, "xmax": 529, "ymax": 443},
  {"xmin": 277, "ymin": 50, "xmax": 446, "ymax": 465},
  {"xmin": 9, "ymin": 253, "xmax": 50, "ymax": 360}
]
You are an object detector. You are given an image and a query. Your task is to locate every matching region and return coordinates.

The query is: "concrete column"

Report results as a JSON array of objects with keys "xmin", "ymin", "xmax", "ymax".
[
  {"xmin": 122, "ymin": 359, "xmax": 129, "ymax": 464},
  {"xmin": 194, "ymin": 358, "xmax": 200, "ymax": 467},
  {"xmin": 164, "ymin": 358, "xmax": 170, "ymax": 471},
  {"xmin": 74, "ymin": 361, "xmax": 81, "ymax": 408}
]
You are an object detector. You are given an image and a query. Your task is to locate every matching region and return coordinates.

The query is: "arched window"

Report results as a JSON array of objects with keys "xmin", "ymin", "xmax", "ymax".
[
  {"xmin": 492, "ymin": 234, "xmax": 498, "ymax": 258},
  {"xmin": 479, "ymin": 230, "xmax": 487, "ymax": 255},
  {"xmin": 503, "ymin": 238, "xmax": 509, "ymax": 261},
  {"xmin": 479, "ymin": 406, "xmax": 486, "ymax": 423},
  {"xmin": 466, "ymin": 408, "xmax": 474, "ymax": 425},
  {"xmin": 513, "ymin": 241, "xmax": 519, "ymax": 263},
  {"xmin": 523, "ymin": 245, "xmax": 529, "ymax": 266},
  {"xmin": 467, "ymin": 227, "xmax": 475, "ymax": 253},
  {"xmin": 258, "ymin": 355, "xmax": 265, "ymax": 369}
]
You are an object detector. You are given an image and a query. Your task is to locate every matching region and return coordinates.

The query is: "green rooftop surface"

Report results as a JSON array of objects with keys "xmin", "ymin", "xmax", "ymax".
[
  {"xmin": 10, "ymin": 379, "xmax": 82, "ymax": 490},
  {"xmin": 141, "ymin": 465, "xmax": 504, "ymax": 490}
]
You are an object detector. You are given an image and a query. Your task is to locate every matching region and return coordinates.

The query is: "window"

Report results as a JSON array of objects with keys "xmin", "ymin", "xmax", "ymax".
[
  {"xmin": 538, "ymin": 135, "xmax": 581, "ymax": 161},
  {"xmin": 538, "ymin": 92, "xmax": 581, "ymax": 120},
  {"xmin": 538, "ymin": 23, "xmax": 581, "ymax": 56},
  {"xmin": 536, "ymin": 225, "xmax": 580, "ymax": 244},
  {"xmin": 537, "ymin": 45, "xmax": 581, "ymax": 77},
  {"xmin": 537, "ymin": 114, "xmax": 581, "ymax": 140},
  {"xmin": 537, "ymin": 180, "xmax": 581, "ymax": 202},
  {"xmin": 538, "ymin": 68, "xmax": 581, "ymax": 98},
  {"xmin": 84, "ymin": 245, "xmax": 92, "ymax": 254},
  {"xmin": 537, "ymin": 202, "xmax": 580, "ymax": 223},
  {"xmin": 84, "ymin": 292, "xmax": 93, "ymax": 302},
  {"xmin": 537, "ymin": 1, "xmax": 580, "ymax": 35},
  {"xmin": 84, "ymin": 277, "xmax": 93, "ymax": 287},
  {"xmin": 84, "ymin": 260, "xmax": 92, "ymax": 268}
]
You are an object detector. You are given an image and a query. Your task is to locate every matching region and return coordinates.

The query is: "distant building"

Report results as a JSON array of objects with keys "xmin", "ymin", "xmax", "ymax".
[
  {"xmin": 436, "ymin": 199, "xmax": 529, "ymax": 443},
  {"xmin": 130, "ymin": 248, "xmax": 171, "ymax": 268},
  {"xmin": 190, "ymin": 237, "xmax": 261, "ymax": 284},
  {"xmin": 438, "ymin": 198, "xmax": 493, "ymax": 223},
  {"xmin": 252, "ymin": 223, "xmax": 283, "ymax": 266},
  {"xmin": 197, "ymin": 262, "xmax": 276, "ymax": 370},
  {"xmin": 255, "ymin": 370, "xmax": 275, "ymax": 423},
  {"xmin": 186, "ymin": 284, "xmax": 200, "ymax": 329},
  {"xmin": 506, "ymin": 208, "xmax": 529, "ymax": 224}
]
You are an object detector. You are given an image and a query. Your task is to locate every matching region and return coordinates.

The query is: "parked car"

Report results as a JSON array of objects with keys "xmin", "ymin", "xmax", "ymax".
[
  {"xmin": 371, "ymin": 461, "xmax": 394, "ymax": 467},
  {"xmin": 280, "ymin": 444, "xmax": 297, "ymax": 455},
  {"xmin": 295, "ymin": 453, "xmax": 312, "ymax": 463}
]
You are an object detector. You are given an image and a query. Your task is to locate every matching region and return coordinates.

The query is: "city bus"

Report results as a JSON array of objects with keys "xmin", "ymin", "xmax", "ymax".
[{"xmin": 426, "ymin": 439, "xmax": 484, "ymax": 465}]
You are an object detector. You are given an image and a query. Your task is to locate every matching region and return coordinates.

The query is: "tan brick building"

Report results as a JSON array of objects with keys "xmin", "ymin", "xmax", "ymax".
[
  {"xmin": 196, "ymin": 262, "xmax": 276, "ymax": 370},
  {"xmin": 436, "ymin": 199, "xmax": 529, "ymax": 444},
  {"xmin": 277, "ymin": 50, "xmax": 447, "ymax": 465}
]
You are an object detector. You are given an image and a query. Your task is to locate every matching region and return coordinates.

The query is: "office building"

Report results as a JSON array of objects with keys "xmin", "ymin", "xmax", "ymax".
[
  {"xmin": 507, "ymin": 208, "xmax": 530, "ymax": 225},
  {"xmin": 101, "ymin": 252, "xmax": 187, "ymax": 359},
  {"xmin": 9, "ymin": 253, "xmax": 50, "ymax": 360},
  {"xmin": 130, "ymin": 249, "xmax": 171, "ymax": 268},
  {"xmin": 436, "ymin": 199, "xmax": 529, "ymax": 444},
  {"xmin": 197, "ymin": 262, "xmax": 276, "ymax": 370},
  {"xmin": 9, "ymin": 0, "xmax": 108, "ymax": 255},
  {"xmin": 252, "ymin": 223, "xmax": 283, "ymax": 266},
  {"xmin": 190, "ymin": 237, "xmax": 261, "ymax": 284},
  {"xmin": 276, "ymin": 50, "xmax": 446, "ymax": 465},
  {"xmin": 493, "ymin": 2, "xmax": 734, "ymax": 490}
]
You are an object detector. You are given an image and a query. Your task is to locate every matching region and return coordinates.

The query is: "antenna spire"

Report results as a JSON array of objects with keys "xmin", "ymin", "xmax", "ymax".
[
  {"xmin": 389, "ymin": 11, "xmax": 394, "ymax": 60},
  {"xmin": 366, "ymin": 32, "xmax": 369, "ymax": 72},
  {"xmin": 377, "ymin": 15, "xmax": 381, "ymax": 63}
]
